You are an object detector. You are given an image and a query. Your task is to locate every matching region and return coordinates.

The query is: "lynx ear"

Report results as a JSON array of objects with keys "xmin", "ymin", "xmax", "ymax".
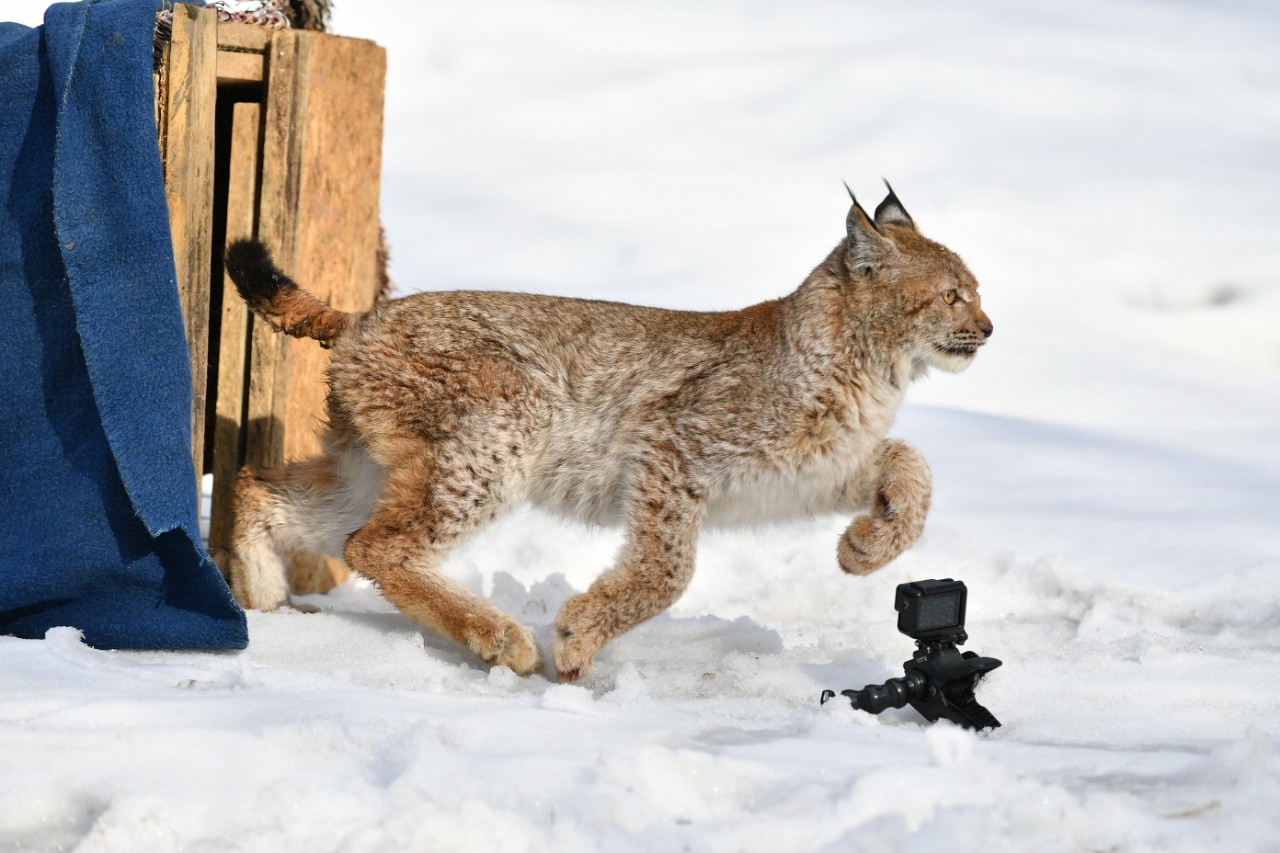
[
  {"xmin": 844, "ymin": 182, "xmax": 893, "ymax": 272},
  {"xmin": 873, "ymin": 179, "xmax": 916, "ymax": 231}
]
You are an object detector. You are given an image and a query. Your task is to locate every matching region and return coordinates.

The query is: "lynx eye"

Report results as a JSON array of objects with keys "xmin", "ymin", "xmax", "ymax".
[{"xmin": 942, "ymin": 289, "xmax": 958, "ymax": 305}]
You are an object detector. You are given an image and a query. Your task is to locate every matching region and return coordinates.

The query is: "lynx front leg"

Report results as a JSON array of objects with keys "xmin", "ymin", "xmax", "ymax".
[
  {"xmin": 836, "ymin": 439, "xmax": 932, "ymax": 576},
  {"xmin": 554, "ymin": 447, "xmax": 704, "ymax": 682}
]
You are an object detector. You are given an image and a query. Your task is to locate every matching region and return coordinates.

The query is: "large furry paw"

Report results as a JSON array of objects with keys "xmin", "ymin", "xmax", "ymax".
[
  {"xmin": 837, "ymin": 516, "xmax": 896, "ymax": 576},
  {"xmin": 467, "ymin": 619, "xmax": 542, "ymax": 677},
  {"xmin": 552, "ymin": 594, "xmax": 607, "ymax": 682},
  {"xmin": 552, "ymin": 635, "xmax": 598, "ymax": 683}
]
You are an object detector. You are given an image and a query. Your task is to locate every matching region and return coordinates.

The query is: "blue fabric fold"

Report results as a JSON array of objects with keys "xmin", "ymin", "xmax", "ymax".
[{"xmin": 0, "ymin": 0, "xmax": 247, "ymax": 649}]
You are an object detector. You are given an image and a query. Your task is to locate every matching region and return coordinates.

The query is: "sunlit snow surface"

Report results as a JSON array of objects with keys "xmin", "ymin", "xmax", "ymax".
[{"xmin": 3, "ymin": 1, "xmax": 1279, "ymax": 850}]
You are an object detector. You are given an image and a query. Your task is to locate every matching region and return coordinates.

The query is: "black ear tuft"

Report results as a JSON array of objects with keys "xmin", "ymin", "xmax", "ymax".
[
  {"xmin": 843, "ymin": 181, "xmax": 880, "ymax": 240},
  {"xmin": 844, "ymin": 182, "xmax": 893, "ymax": 271},
  {"xmin": 874, "ymin": 178, "xmax": 915, "ymax": 230}
]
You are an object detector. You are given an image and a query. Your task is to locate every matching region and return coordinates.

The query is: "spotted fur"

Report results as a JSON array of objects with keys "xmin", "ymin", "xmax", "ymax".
[{"xmin": 225, "ymin": 186, "xmax": 993, "ymax": 680}]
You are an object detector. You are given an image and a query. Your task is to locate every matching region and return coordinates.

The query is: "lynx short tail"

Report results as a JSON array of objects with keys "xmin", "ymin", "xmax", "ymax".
[{"xmin": 224, "ymin": 240, "xmax": 354, "ymax": 347}]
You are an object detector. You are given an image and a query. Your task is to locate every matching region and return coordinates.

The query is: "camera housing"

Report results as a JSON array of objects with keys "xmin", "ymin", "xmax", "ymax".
[{"xmin": 896, "ymin": 578, "xmax": 967, "ymax": 642}]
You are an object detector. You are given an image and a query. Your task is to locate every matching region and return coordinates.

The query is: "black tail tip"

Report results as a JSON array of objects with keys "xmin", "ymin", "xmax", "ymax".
[
  {"xmin": 224, "ymin": 238, "xmax": 272, "ymax": 278},
  {"xmin": 224, "ymin": 239, "xmax": 286, "ymax": 305}
]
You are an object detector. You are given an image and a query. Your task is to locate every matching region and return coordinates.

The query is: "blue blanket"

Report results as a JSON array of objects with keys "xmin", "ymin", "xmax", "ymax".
[{"xmin": 0, "ymin": 0, "xmax": 246, "ymax": 649}]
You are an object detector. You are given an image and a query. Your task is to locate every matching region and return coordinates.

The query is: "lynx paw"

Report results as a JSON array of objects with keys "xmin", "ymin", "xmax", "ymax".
[
  {"xmin": 552, "ymin": 635, "xmax": 596, "ymax": 683},
  {"xmin": 468, "ymin": 619, "xmax": 542, "ymax": 677},
  {"xmin": 553, "ymin": 595, "xmax": 607, "ymax": 682},
  {"xmin": 837, "ymin": 516, "xmax": 895, "ymax": 576}
]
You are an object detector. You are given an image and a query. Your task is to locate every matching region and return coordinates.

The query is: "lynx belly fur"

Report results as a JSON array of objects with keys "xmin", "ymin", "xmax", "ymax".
[{"xmin": 224, "ymin": 184, "xmax": 992, "ymax": 681}]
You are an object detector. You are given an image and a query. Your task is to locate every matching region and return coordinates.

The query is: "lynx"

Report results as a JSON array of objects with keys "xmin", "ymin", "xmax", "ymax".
[{"xmin": 225, "ymin": 184, "xmax": 992, "ymax": 681}]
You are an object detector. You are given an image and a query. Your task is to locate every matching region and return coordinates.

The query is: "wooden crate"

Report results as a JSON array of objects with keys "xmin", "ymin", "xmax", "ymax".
[{"xmin": 155, "ymin": 5, "xmax": 386, "ymax": 592}]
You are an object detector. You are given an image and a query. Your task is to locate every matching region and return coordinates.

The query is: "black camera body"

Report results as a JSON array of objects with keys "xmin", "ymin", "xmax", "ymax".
[
  {"xmin": 821, "ymin": 579, "xmax": 1002, "ymax": 730},
  {"xmin": 897, "ymin": 578, "xmax": 967, "ymax": 640}
]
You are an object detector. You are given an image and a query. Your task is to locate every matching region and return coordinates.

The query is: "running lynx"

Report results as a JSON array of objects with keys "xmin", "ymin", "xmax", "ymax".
[{"xmin": 225, "ymin": 184, "xmax": 992, "ymax": 680}]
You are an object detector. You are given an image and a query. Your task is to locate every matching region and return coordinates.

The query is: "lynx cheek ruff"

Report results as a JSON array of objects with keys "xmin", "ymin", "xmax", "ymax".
[{"xmin": 821, "ymin": 579, "xmax": 1002, "ymax": 730}]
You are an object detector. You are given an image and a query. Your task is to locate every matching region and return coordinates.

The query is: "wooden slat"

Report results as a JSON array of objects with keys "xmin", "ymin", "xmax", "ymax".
[
  {"xmin": 255, "ymin": 31, "xmax": 314, "ymax": 587},
  {"xmin": 295, "ymin": 33, "xmax": 385, "ymax": 595},
  {"xmin": 283, "ymin": 31, "xmax": 386, "ymax": 464},
  {"xmin": 248, "ymin": 30, "xmax": 386, "ymax": 593},
  {"xmin": 245, "ymin": 29, "xmax": 299, "ymax": 471},
  {"xmin": 162, "ymin": 3, "xmax": 218, "ymax": 494},
  {"xmin": 216, "ymin": 50, "xmax": 264, "ymax": 85},
  {"xmin": 216, "ymin": 21, "xmax": 271, "ymax": 52},
  {"xmin": 209, "ymin": 102, "xmax": 262, "ymax": 573}
]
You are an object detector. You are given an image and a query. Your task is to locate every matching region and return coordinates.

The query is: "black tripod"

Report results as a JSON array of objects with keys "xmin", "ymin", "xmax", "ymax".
[{"xmin": 821, "ymin": 636, "xmax": 1001, "ymax": 730}]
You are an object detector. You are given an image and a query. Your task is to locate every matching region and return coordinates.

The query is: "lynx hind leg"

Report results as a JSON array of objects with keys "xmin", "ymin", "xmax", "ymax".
[
  {"xmin": 342, "ymin": 434, "xmax": 542, "ymax": 676},
  {"xmin": 554, "ymin": 446, "xmax": 704, "ymax": 682},
  {"xmin": 837, "ymin": 438, "xmax": 932, "ymax": 576},
  {"xmin": 230, "ymin": 456, "xmax": 376, "ymax": 611}
]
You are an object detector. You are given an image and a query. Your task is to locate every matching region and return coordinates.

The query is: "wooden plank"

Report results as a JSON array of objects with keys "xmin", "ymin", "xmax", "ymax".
[
  {"xmin": 287, "ymin": 33, "xmax": 386, "ymax": 594},
  {"xmin": 216, "ymin": 50, "xmax": 264, "ymax": 86},
  {"xmin": 283, "ymin": 31, "xmax": 386, "ymax": 464},
  {"xmin": 245, "ymin": 30, "xmax": 386, "ymax": 593},
  {"xmin": 253, "ymin": 28, "xmax": 314, "ymax": 587},
  {"xmin": 209, "ymin": 102, "xmax": 262, "ymax": 573},
  {"xmin": 216, "ymin": 21, "xmax": 271, "ymax": 52},
  {"xmin": 161, "ymin": 3, "xmax": 218, "ymax": 495},
  {"xmin": 246, "ymin": 29, "xmax": 299, "ymax": 471}
]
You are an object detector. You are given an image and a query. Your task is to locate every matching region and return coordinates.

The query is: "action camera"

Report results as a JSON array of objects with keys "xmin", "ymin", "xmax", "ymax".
[{"xmin": 822, "ymin": 578, "xmax": 1001, "ymax": 730}]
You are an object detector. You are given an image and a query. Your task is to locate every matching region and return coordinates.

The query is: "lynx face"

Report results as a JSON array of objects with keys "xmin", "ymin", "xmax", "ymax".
[
  {"xmin": 844, "ymin": 183, "xmax": 993, "ymax": 375},
  {"xmin": 896, "ymin": 237, "xmax": 992, "ymax": 375}
]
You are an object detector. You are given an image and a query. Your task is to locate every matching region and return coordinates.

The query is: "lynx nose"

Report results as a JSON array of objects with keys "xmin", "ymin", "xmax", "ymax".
[{"xmin": 977, "ymin": 313, "xmax": 993, "ymax": 339}]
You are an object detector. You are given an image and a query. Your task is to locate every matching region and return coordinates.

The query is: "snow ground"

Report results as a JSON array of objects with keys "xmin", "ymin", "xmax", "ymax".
[{"xmin": 3, "ymin": 1, "xmax": 1280, "ymax": 850}]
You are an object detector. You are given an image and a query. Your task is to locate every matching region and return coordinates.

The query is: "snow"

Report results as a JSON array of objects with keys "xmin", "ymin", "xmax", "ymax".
[{"xmin": 4, "ymin": 0, "xmax": 1280, "ymax": 850}]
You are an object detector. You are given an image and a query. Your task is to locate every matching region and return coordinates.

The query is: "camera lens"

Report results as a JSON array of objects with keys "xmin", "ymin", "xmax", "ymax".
[{"xmin": 915, "ymin": 590, "xmax": 963, "ymax": 632}]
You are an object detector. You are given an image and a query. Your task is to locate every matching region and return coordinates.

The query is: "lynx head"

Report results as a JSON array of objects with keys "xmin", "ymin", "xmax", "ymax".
[{"xmin": 842, "ymin": 182, "xmax": 992, "ymax": 374}]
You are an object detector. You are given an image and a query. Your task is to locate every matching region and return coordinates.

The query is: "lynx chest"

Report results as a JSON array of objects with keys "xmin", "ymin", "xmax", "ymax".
[{"xmin": 702, "ymin": 376, "xmax": 905, "ymax": 526}]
